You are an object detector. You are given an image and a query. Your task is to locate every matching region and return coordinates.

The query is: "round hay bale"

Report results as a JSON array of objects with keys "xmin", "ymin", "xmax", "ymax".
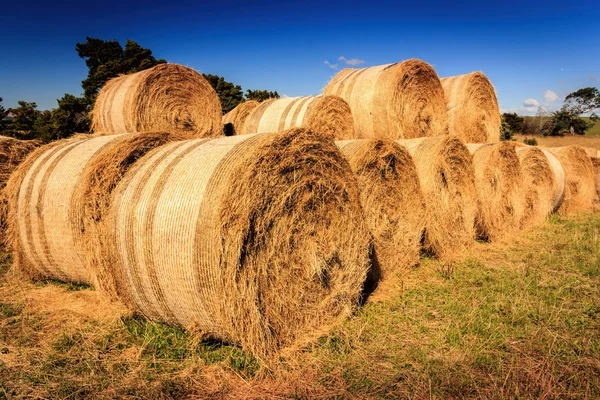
[
  {"xmin": 324, "ymin": 59, "xmax": 448, "ymax": 140},
  {"xmin": 222, "ymin": 100, "xmax": 260, "ymax": 135},
  {"xmin": 540, "ymin": 149, "xmax": 566, "ymax": 212},
  {"xmin": 6, "ymin": 133, "xmax": 179, "ymax": 285},
  {"xmin": 336, "ymin": 139, "xmax": 426, "ymax": 297},
  {"xmin": 397, "ymin": 136, "xmax": 477, "ymax": 259},
  {"xmin": 106, "ymin": 129, "xmax": 371, "ymax": 361},
  {"xmin": 91, "ymin": 64, "xmax": 222, "ymax": 138},
  {"xmin": 515, "ymin": 146, "xmax": 555, "ymax": 228},
  {"xmin": 440, "ymin": 72, "xmax": 501, "ymax": 143},
  {"xmin": 583, "ymin": 147, "xmax": 598, "ymax": 158},
  {"xmin": 240, "ymin": 95, "xmax": 355, "ymax": 139},
  {"xmin": 547, "ymin": 146, "xmax": 596, "ymax": 215},
  {"xmin": 591, "ymin": 157, "xmax": 600, "ymax": 199},
  {"xmin": 467, "ymin": 142, "xmax": 525, "ymax": 241}
]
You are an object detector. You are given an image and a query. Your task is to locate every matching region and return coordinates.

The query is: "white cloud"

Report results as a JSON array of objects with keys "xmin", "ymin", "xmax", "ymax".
[
  {"xmin": 523, "ymin": 98, "xmax": 540, "ymax": 107},
  {"xmin": 338, "ymin": 56, "xmax": 365, "ymax": 66},
  {"xmin": 544, "ymin": 90, "xmax": 559, "ymax": 102},
  {"xmin": 324, "ymin": 60, "xmax": 338, "ymax": 70}
]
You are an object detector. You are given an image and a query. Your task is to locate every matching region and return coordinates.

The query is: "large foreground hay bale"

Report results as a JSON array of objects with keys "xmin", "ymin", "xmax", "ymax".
[
  {"xmin": 336, "ymin": 139, "xmax": 426, "ymax": 296},
  {"xmin": 222, "ymin": 100, "xmax": 260, "ymax": 135},
  {"xmin": 515, "ymin": 146, "xmax": 555, "ymax": 228},
  {"xmin": 240, "ymin": 95, "xmax": 354, "ymax": 139},
  {"xmin": 440, "ymin": 72, "xmax": 501, "ymax": 143},
  {"xmin": 547, "ymin": 146, "xmax": 596, "ymax": 215},
  {"xmin": 106, "ymin": 129, "xmax": 371, "ymax": 360},
  {"xmin": 324, "ymin": 59, "xmax": 448, "ymax": 140},
  {"xmin": 540, "ymin": 149, "xmax": 566, "ymax": 212},
  {"xmin": 91, "ymin": 64, "xmax": 221, "ymax": 138},
  {"xmin": 397, "ymin": 136, "xmax": 477, "ymax": 259},
  {"xmin": 467, "ymin": 142, "xmax": 524, "ymax": 241},
  {"xmin": 6, "ymin": 133, "xmax": 179, "ymax": 285}
]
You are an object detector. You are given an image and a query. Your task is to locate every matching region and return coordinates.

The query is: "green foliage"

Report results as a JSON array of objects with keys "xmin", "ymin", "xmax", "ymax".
[
  {"xmin": 564, "ymin": 87, "xmax": 600, "ymax": 120},
  {"xmin": 523, "ymin": 137, "xmax": 538, "ymax": 146},
  {"xmin": 4, "ymin": 101, "xmax": 41, "ymax": 140},
  {"xmin": 76, "ymin": 37, "xmax": 166, "ymax": 104},
  {"xmin": 51, "ymin": 94, "xmax": 90, "ymax": 140},
  {"xmin": 245, "ymin": 89, "xmax": 279, "ymax": 102},
  {"xmin": 500, "ymin": 118, "xmax": 514, "ymax": 141},
  {"xmin": 549, "ymin": 109, "xmax": 592, "ymax": 135},
  {"xmin": 502, "ymin": 112, "xmax": 524, "ymax": 134},
  {"xmin": 202, "ymin": 74, "xmax": 244, "ymax": 114}
]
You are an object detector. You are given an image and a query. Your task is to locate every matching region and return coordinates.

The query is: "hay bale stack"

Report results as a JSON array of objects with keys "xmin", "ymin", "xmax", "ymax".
[
  {"xmin": 91, "ymin": 64, "xmax": 221, "ymax": 138},
  {"xmin": 540, "ymin": 149, "xmax": 566, "ymax": 212},
  {"xmin": 397, "ymin": 136, "xmax": 477, "ymax": 259},
  {"xmin": 467, "ymin": 142, "xmax": 524, "ymax": 241},
  {"xmin": 240, "ymin": 95, "xmax": 354, "ymax": 139},
  {"xmin": 222, "ymin": 100, "xmax": 260, "ymax": 136},
  {"xmin": 547, "ymin": 146, "xmax": 596, "ymax": 215},
  {"xmin": 107, "ymin": 129, "xmax": 370, "ymax": 360},
  {"xmin": 440, "ymin": 72, "xmax": 501, "ymax": 143},
  {"xmin": 324, "ymin": 59, "xmax": 449, "ymax": 140},
  {"xmin": 6, "ymin": 133, "xmax": 179, "ymax": 285},
  {"xmin": 336, "ymin": 139, "xmax": 426, "ymax": 295},
  {"xmin": 515, "ymin": 146, "xmax": 555, "ymax": 228}
]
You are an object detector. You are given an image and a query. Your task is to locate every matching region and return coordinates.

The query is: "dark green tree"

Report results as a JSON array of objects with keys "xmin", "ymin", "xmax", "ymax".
[
  {"xmin": 0, "ymin": 98, "xmax": 8, "ymax": 132},
  {"xmin": 5, "ymin": 101, "xmax": 41, "ymax": 139},
  {"xmin": 502, "ymin": 113, "xmax": 524, "ymax": 135},
  {"xmin": 203, "ymin": 74, "xmax": 244, "ymax": 114},
  {"xmin": 549, "ymin": 87, "xmax": 599, "ymax": 136},
  {"xmin": 245, "ymin": 89, "xmax": 279, "ymax": 102},
  {"xmin": 549, "ymin": 110, "xmax": 592, "ymax": 136},
  {"xmin": 51, "ymin": 94, "xmax": 91, "ymax": 140},
  {"xmin": 76, "ymin": 37, "xmax": 166, "ymax": 103}
]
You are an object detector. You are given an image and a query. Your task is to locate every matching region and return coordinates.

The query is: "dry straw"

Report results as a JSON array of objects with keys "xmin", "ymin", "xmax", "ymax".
[
  {"xmin": 547, "ymin": 145, "xmax": 596, "ymax": 215},
  {"xmin": 591, "ymin": 157, "xmax": 600, "ymax": 200},
  {"xmin": 467, "ymin": 142, "xmax": 524, "ymax": 241},
  {"xmin": 222, "ymin": 100, "xmax": 260, "ymax": 135},
  {"xmin": 324, "ymin": 59, "xmax": 449, "ymax": 140},
  {"xmin": 583, "ymin": 147, "xmax": 598, "ymax": 158},
  {"xmin": 397, "ymin": 136, "xmax": 477, "ymax": 259},
  {"xmin": 240, "ymin": 95, "xmax": 355, "ymax": 139},
  {"xmin": 91, "ymin": 64, "xmax": 222, "ymax": 138},
  {"xmin": 540, "ymin": 149, "xmax": 566, "ymax": 212},
  {"xmin": 5, "ymin": 133, "xmax": 178, "ymax": 285},
  {"xmin": 336, "ymin": 139, "xmax": 426, "ymax": 297},
  {"xmin": 515, "ymin": 145, "xmax": 555, "ymax": 228},
  {"xmin": 106, "ymin": 129, "xmax": 371, "ymax": 361},
  {"xmin": 440, "ymin": 72, "xmax": 501, "ymax": 143}
]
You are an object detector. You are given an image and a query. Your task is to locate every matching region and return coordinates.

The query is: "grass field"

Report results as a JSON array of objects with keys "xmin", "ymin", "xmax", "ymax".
[
  {"xmin": 515, "ymin": 118, "xmax": 600, "ymax": 150},
  {"xmin": 1, "ymin": 212, "xmax": 599, "ymax": 398}
]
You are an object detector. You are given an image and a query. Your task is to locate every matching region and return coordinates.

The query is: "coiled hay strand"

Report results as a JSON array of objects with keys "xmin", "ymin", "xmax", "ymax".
[
  {"xmin": 592, "ymin": 157, "xmax": 600, "ymax": 199},
  {"xmin": 107, "ymin": 129, "xmax": 371, "ymax": 361},
  {"xmin": 540, "ymin": 149, "xmax": 566, "ymax": 212},
  {"xmin": 91, "ymin": 64, "xmax": 221, "ymax": 138},
  {"xmin": 440, "ymin": 72, "xmax": 501, "ymax": 143},
  {"xmin": 336, "ymin": 139, "xmax": 426, "ymax": 297},
  {"xmin": 583, "ymin": 147, "xmax": 598, "ymax": 158},
  {"xmin": 515, "ymin": 146, "xmax": 555, "ymax": 228},
  {"xmin": 547, "ymin": 146, "xmax": 596, "ymax": 215},
  {"xmin": 222, "ymin": 100, "xmax": 260, "ymax": 136},
  {"xmin": 467, "ymin": 142, "xmax": 525, "ymax": 241},
  {"xmin": 71, "ymin": 132, "xmax": 182, "ymax": 298},
  {"xmin": 240, "ymin": 95, "xmax": 355, "ymax": 139},
  {"xmin": 324, "ymin": 59, "xmax": 448, "ymax": 140},
  {"xmin": 397, "ymin": 136, "xmax": 477, "ymax": 259}
]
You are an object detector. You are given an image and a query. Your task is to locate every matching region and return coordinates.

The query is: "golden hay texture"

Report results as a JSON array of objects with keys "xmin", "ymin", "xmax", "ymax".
[
  {"xmin": 222, "ymin": 100, "xmax": 260, "ymax": 135},
  {"xmin": 467, "ymin": 142, "xmax": 525, "ymax": 241},
  {"xmin": 336, "ymin": 139, "xmax": 426, "ymax": 297},
  {"xmin": 397, "ymin": 136, "xmax": 477, "ymax": 259},
  {"xmin": 324, "ymin": 59, "xmax": 449, "ymax": 140},
  {"xmin": 440, "ymin": 72, "xmax": 501, "ymax": 143},
  {"xmin": 540, "ymin": 149, "xmax": 566, "ymax": 212},
  {"xmin": 5, "ymin": 133, "xmax": 178, "ymax": 285},
  {"xmin": 105, "ymin": 129, "xmax": 371, "ymax": 361},
  {"xmin": 240, "ymin": 95, "xmax": 355, "ymax": 139},
  {"xmin": 592, "ymin": 157, "xmax": 600, "ymax": 199},
  {"xmin": 547, "ymin": 146, "xmax": 596, "ymax": 215},
  {"xmin": 583, "ymin": 147, "xmax": 598, "ymax": 158},
  {"xmin": 91, "ymin": 64, "xmax": 221, "ymax": 138},
  {"xmin": 515, "ymin": 146, "xmax": 555, "ymax": 228}
]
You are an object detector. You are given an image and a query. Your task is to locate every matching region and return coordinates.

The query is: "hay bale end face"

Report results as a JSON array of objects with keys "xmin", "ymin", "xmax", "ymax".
[
  {"xmin": 222, "ymin": 100, "xmax": 260, "ymax": 135},
  {"xmin": 325, "ymin": 59, "xmax": 449, "ymax": 140},
  {"xmin": 548, "ymin": 145, "xmax": 596, "ymax": 215},
  {"xmin": 468, "ymin": 142, "xmax": 525, "ymax": 241},
  {"xmin": 515, "ymin": 146, "xmax": 555, "ymax": 228},
  {"xmin": 107, "ymin": 129, "xmax": 371, "ymax": 360},
  {"xmin": 240, "ymin": 95, "xmax": 355, "ymax": 139},
  {"xmin": 440, "ymin": 72, "xmax": 501, "ymax": 143},
  {"xmin": 540, "ymin": 149, "xmax": 566, "ymax": 212},
  {"xmin": 336, "ymin": 139, "xmax": 426, "ymax": 297},
  {"xmin": 397, "ymin": 136, "xmax": 477, "ymax": 259},
  {"xmin": 92, "ymin": 64, "xmax": 222, "ymax": 138}
]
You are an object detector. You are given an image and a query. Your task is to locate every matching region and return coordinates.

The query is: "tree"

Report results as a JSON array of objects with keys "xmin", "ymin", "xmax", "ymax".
[
  {"xmin": 76, "ymin": 37, "xmax": 166, "ymax": 103},
  {"xmin": 0, "ymin": 98, "xmax": 8, "ymax": 132},
  {"xmin": 5, "ymin": 101, "xmax": 41, "ymax": 139},
  {"xmin": 548, "ymin": 87, "xmax": 600, "ymax": 136},
  {"xmin": 51, "ymin": 94, "xmax": 90, "ymax": 140},
  {"xmin": 202, "ymin": 74, "xmax": 244, "ymax": 114},
  {"xmin": 549, "ymin": 110, "xmax": 592, "ymax": 136},
  {"xmin": 502, "ymin": 113, "xmax": 524, "ymax": 135},
  {"xmin": 245, "ymin": 89, "xmax": 279, "ymax": 102}
]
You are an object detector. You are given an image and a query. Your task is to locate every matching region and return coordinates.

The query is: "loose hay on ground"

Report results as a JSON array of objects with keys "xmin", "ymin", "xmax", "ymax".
[
  {"xmin": 548, "ymin": 146, "xmax": 596, "ymax": 214},
  {"xmin": 324, "ymin": 59, "xmax": 448, "ymax": 140}
]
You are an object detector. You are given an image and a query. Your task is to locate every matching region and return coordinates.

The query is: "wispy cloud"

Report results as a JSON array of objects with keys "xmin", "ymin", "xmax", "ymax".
[
  {"xmin": 324, "ymin": 60, "xmax": 338, "ymax": 70},
  {"xmin": 544, "ymin": 90, "xmax": 559, "ymax": 102},
  {"xmin": 338, "ymin": 56, "xmax": 365, "ymax": 66}
]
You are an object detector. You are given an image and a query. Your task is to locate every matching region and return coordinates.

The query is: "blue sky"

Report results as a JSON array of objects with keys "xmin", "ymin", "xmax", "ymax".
[{"xmin": 1, "ymin": 0, "xmax": 598, "ymax": 115}]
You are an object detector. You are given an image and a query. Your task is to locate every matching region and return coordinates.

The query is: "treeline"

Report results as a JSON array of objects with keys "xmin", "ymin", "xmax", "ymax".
[{"xmin": 0, "ymin": 38, "xmax": 279, "ymax": 142}]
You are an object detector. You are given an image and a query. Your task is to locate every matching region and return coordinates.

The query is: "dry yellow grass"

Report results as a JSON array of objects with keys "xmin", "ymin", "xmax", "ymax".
[{"xmin": 514, "ymin": 134, "xmax": 600, "ymax": 150}]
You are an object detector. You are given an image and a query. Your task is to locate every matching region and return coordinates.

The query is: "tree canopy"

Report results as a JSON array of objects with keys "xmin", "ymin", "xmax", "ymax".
[
  {"xmin": 548, "ymin": 87, "xmax": 599, "ymax": 135},
  {"xmin": 245, "ymin": 89, "xmax": 280, "ymax": 103}
]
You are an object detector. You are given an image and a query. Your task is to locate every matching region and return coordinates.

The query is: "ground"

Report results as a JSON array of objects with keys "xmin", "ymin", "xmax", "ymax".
[
  {"xmin": 514, "ymin": 118, "xmax": 600, "ymax": 150},
  {"xmin": 1, "ymin": 211, "xmax": 599, "ymax": 399}
]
